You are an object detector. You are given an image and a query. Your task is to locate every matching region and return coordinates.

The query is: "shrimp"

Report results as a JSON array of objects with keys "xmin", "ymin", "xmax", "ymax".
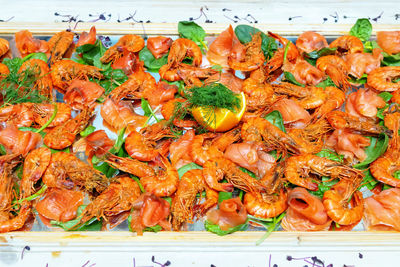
[
  {"xmin": 367, "ymin": 66, "xmax": 400, "ymax": 92},
  {"xmin": 76, "ymin": 176, "xmax": 141, "ymax": 229},
  {"xmin": 42, "ymin": 151, "xmax": 109, "ymax": 195},
  {"xmin": 228, "ymin": 32, "xmax": 265, "ymax": 71},
  {"xmin": 161, "ymin": 98, "xmax": 198, "ymax": 128},
  {"xmin": 326, "ymin": 110, "xmax": 390, "ymax": 136},
  {"xmin": 242, "ymin": 76, "xmax": 276, "ymax": 111},
  {"xmin": 105, "ymin": 154, "xmax": 155, "ymax": 178},
  {"xmin": 124, "ymin": 130, "xmax": 160, "ymax": 162},
  {"xmin": 323, "ymin": 180, "xmax": 363, "ymax": 225},
  {"xmin": 43, "ymin": 106, "xmax": 94, "ymax": 150},
  {"xmin": 15, "ymin": 30, "xmax": 48, "ymax": 57},
  {"xmin": 203, "ymin": 157, "xmax": 266, "ymax": 193},
  {"xmin": 190, "ymin": 133, "xmax": 224, "ymax": 166},
  {"xmin": 100, "ymin": 34, "xmax": 145, "ymax": 64},
  {"xmin": 312, "ymin": 86, "xmax": 346, "ymax": 120},
  {"xmin": 0, "ymin": 38, "xmax": 9, "ymax": 58},
  {"xmin": 377, "ymin": 31, "xmax": 400, "ymax": 55},
  {"xmin": 0, "ymin": 103, "xmax": 34, "ymax": 128},
  {"xmin": 100, "ymin": 98, "xmax": 147, "ymax": 132},
  {"xmin": 21, "ymin": 147, "xmax": 51, "ymax": 198},
  {"xmin": 329, "ymin": 35, "xmax": 364, "ymax": 55},
  {"xmin": 0, "ymin": 62, "xmax": 9, "ymax": 78},
  {"xmin": 244, "ymin": 188, "xmax": 287, "ymax": 219},
  {"xmin": 370, "ymin": 113, "xmax": 400, "ymax": 187},
  {"xmin": 33, "ymin": 103, "xmax": 71, "ymax": 128},
  {"xmin": 140, "ymin": 157, "xmax": 179, "ymax": 197},
  {"xmin": 63, "ymin": 79, "xmax": 105, "ymax": 110},
  {"xmin": 316, "ymin": 55, "xmax": 350, "ymax": 90},
  {"xmin": 109, "ymin": 73, "xmax": 155, "ymax": 101},
  {"xmin": 266, "ymin": 32, "xmax": 299, "ymax": 73},
  {"xmin": 295, "ymin": 31, "xmax": 328, "ymax": 54},
  {"xmin": 177, "ymin": 65, "xmax": 218, "ymax": 88},
  {"xmin": 50, "ymin": 59, "xmax": 103, "ymax": 93},
  {"xmin": 19, "ymin": 58, "xmax": 53, "ymax": 99},
  {"xmin": 0, "ymin": 125, "xmax": 42, "ymax": 156},
  {"xmin": 76, "ymin": 26, "xmax": 97, "ymax": 47},
  {"xmin": 284, "ymin": 154, "xmax": 363, "ymax": 191},
  {"xmin": 47, "ymin": 30, "xmax": 75, "ymax": 65}
]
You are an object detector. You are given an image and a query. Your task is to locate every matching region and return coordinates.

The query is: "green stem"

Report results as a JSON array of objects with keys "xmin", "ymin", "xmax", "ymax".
[
  {"xmin": 199, "ymin": 39, "xmax": 209, "ymax": 52},
  {"xmin": 144, "ymin": 105, "xmax": 161, "ymax": 126},
  {"xmin": 255, "ymin": 212, "xmax": 286, "ymax": 246},
  {"xmin": 13, "ymin": 184, "xmax": 48, "ymax": 205},
  {"xmin": 35, "ymin": 103, "xmax": 58, "ymax": 133},
  {"xmin": 131, "ymin": 176, "xmax": 145, "ymax": 193},
  {"xmin": 283, "ymin": 40, "xmax": 292, "ymax": 64}
]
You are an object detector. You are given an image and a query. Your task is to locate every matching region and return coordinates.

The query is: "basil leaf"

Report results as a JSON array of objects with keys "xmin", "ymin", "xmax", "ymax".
[
  {"xmin": 177, "ymin": 162, "xmax": 202, "ymax": 179},
  {"xmin": 305, "ymin": 47, "xmax": 337, "ymax": 59},
  {"xmin": 283, "ymin": 71, "xmax": 305, "ymax": 87},
  {"xmin": 178, "ymin": 21, "xmax": 207, "ymax": 51},
  {"xmin": 204, "ymin": 219, "xmax": 248, "ymax": 236},
  {"xmin": 349, "ymin": 18, "xmax": 372, "ymax": 42},
  {"xmin": 50, "ymin": 205, "xmax": 102, "ymax": 231},
  {"xmin": 315, "ymin": 149, "xmax": 344, "ymax": 163},
  {"xmin": 75, "ymin": 43, "xmax": 97, "ymax": 53},
  {"xmin": 376, "ymin": 92, "xmax": 392, "ymax": 120},
  {"xmin": 139, "ymin": 46, "xmax": 168, "ymax": 72},
  {"xmin": 92, "ymin": 68, "xmax": 128, "ymax": 95},
  {"xmin": 364, "ymin": 40, "xmax": 380, "ymax": 53},
  {"xmin": 354, "ymin": 133, "xmax": 389, "ymax": 169},
  {"xmin": 80, "ymin": 125, "xmax": 96, "ymax": 137},
  {"xmin": 22, "ymin": 52, "xmax": 48, "ymax": 63},
  {"xmin": 0, "ymin": 144, "xmax": 6, "ymax": 155},
  {"xmin": 264, "ymin": 110, "xmax": 286, "ymax": 133},
  {"xmin": 234, "ymin": 25, "xmax": 277, "ymax": 59}
]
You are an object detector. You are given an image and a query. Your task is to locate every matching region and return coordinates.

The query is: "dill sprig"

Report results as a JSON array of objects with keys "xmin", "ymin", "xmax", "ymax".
[{"xmin": 0, "ymin": 67, "xmax": 47, "ymax": 107}]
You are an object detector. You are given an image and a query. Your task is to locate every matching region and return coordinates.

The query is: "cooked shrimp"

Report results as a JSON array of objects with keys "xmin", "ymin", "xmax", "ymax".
[
  {"xmin": 0, "ymin": 62, "xmax": 9, "ymax": 78},
  {"xmin": 266, "ymin": 32, "xmax": 299, "ymax": 73},
  {"xmin": 100, "ymin": 34, "xmax": 145, "ymax": 64},
  {"xmin": 33, "ymin": 103, "xmax": 71, "ymax": 128},
  {"xmin": 242, "ymin": 76, "xmax": 276, "ymax": 111},
  {"xmin": 316, "ymin": 55, "xmax": 350, "ymax": 90},
  {"xmin": 143, "ymin": 81, "xmax": 178, "ymax": 108},
  {"xmin": 312, "ymin": 86, "xmax": 345, "ymax": 120},
  {"xmin": 228, "ymin": 32, "xmax": 265, "ymax": 71},
  {"xmin": 244, "ymin": 188, "xmax": 287, "ymax": 219},
  {"xmin": 50, "ymin": 59, "xmax": 103, "ymax": 93},
  {"xmin": 0, "ymin": 103, "xmax": 34, "ymax": 128},
  {"xmin": 377, "ymin": 31, "xmax": 400, "ymax": 55},
  {"xmin": 329, "ymin": 35, "xmax": 363, "ymax": 55},
  {"xmin": 105, "ymin": 154, "xmax": 155, "ymax": 178},
  {"xmin": 203, "ymin": 157, "xmax": 266, "ymax": 193},
  {"xmin": 43, "ymin": 106, "xmax": 94, "ymax": 150},
  {"xmin": 0, "ymin": 38, "xmax": 9, "ymax": 58},
  {"xmin": 140, "ymin": 157, "xmax": 179, "ymax": 197},
  {"xmin": 326, "ymin": 110, "xmax": 390, "ymax": 136},
  {"xmin": 47, "ymin": 30, "xmax": 75, "ymax": 65},
  {"xmin": 43, "ymin": 151, "xmax": 109, "ymax": 195},
  {"xmin": 21, "ymin": 147, "xmax": 51, "ymax": 197},
  {"xmin": 169, "ymin": 129, "xmax": 195, "ymax": 169},
  {"xmin": 110, "ymin": 72, "xmax": 156, "ymax": 101},
  {"xmin": 296, "ymin": 31, "xmax": 328, "ymax": 54},
  {"xmin": 367, "ymin": 66, "xmax": 400, "ymax": 92},
  {"xmin": 284, "ymin": 154, "xmax": 363, "ymax": 191},
  {"xmin": 190, "ymin": 133, "xmax": 224, "ymax": 166},
  {"xmin": 18, "ymin": 58, "xmax": 53, "ymax": 99},
  {"xmin": 124, "ymin": 130, "xmax": 159, "ymax": 162}
]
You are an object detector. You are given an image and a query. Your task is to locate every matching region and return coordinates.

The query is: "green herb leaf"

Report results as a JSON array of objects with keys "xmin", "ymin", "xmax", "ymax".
[
  {"xmin": 234, "ymin": 25, "xmax": 277, "ymax": 59},
  {"xmin": 204, "ymin": 219, "xmax": 248, "ymax": 236},
  {"xmin": 248, "ymin": 212, "xmax": 285, "ymax": 245},
  {"xmin": 19, "ymin": 127, "xmax": 46, "ymax": 138},
  {"xmin": 0, "ymin": 144, "xmax": 6, "ymax": 155},
  {"xmin": 3, "ymin": 57, "xmax": 23, "ymax": 73},
  {"xmin": 361, "ymin": 169, "xmax": 379, "ymax": 190},
  {"xmin": 264, "ymin": 110, "xmax": 286, "ymax": 133},
  {"xmin": 378, "ymin": 92, "xmax": 393, "ymax": 102},
  {"xmin": 349, "ymin": 73, "xmax": 368, "ymax": 85},
  {"xmin": 218, "ymin": 191, "xmax": 232, "ymax": 204},
  {"xmin": 316, "ymin": 77, "xmax": 336, "ymax": 88},
  {"xmin": 177, "ymin": 162, "xmax": 202, "ymax": 179},
  {"xmin": 139, "ymin": 46, "xmax": 169, "ymax": 72},
  {"xmin": 80, "ymin": 125, "xmax": 96, "ymax": 137},
  {"xmin": 315, "ymin": 149, "xmax": 344, "ymax": 163},
  {"xmin": 309, "ymin": 177, "xmax": 339, "ymax": 199},
  {"xmin": 283, "ymin": 71, "xmax": 305, "ymax": 87},
  {"xmin": 349, "ymin": 18, "xmax": 372, "ymax": 42},
  {"xmin": 22, "ymin": 52, "xmax": 48, "ymax": 63},
  {"xmin": 382, "ymin": 52, "xmax": 400, "ymax": 67},
  {"xmin": 354, "ymin": 133, "xmax": 389, "ymax": 169},
  {"xmin": 50, "ymin": 205, "xmax": 102, "ymax": 231},
  {"xmin": 178, "ymin": 21, "xmax": 208, "ymax": 52},
  {"xmin": 239, "ymin": 167, "xmax": 257, "ymax": 179},
  {"xmin": 305, "ymin": 47, "xmax": 337, "ymax": 60}
]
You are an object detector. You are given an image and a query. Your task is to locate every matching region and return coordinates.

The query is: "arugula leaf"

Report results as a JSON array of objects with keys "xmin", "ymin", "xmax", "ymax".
[
  {"xmin": 283, "ymin": 71, "xmax": 305, "ymax": 87},
  {"xmin": 315, "ymin": 149, "xmax": 344, "ymax": 163},
  {"xmin": 234, "ymin": 25, "xmax": 278, "ymax": 59},
  {"xmin": 80, "ymin": 125, "xmax": 96, "ymax": 137},
  {"xmin": 309, "ymin": 177, "xmax": 339, "ymax": 199},
  {"xmin": 316, "ymin": 77, "xmax": 336, "ymax": 88},
  {"xmin": 177, "ymin": 162, "xmax": 202, "ymax": 179},
  {"xmin": 50, "ymin": 205, "xmax": 102, "ymax": 231},
  {"xmin": 22, "ymin": 52, "xmax": 48, "ymax": 63},
  {"xmin": 204, "ymin": 219, "xmax": 249, "ymax": 236},
  {"xmin": 349, "ymin": 18, "xmax": 372, "ymax": 42},
  {"xmin": 139, "ymin": 47, "xmax": 168, "ymax": 72},
  {"xmin": 264, "ymin": 110, "xmax": 286, "ymax": 132},
  {"xmin": 354, "ymin": 133, "xmax": 389, "ymax": 169},
  {"xmin": 178, "ymin": 21, "xmax": 208, "ymax": 52}
]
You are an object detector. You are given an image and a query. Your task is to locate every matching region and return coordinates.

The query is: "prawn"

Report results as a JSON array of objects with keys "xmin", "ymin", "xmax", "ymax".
[
  {"xmin": 76, "ymin": 176, "xmax": 141, "ymax": 229},
  {"xmin": 326, "ymin": 110, "xmax": 390, "ymax": 136},
  {"xmin": 329, "ymin": 35, "xmax": 364, "ymax": 55},
  {"xmin": 244, "ymin": 188, "xmax": 288, "ymax": 219},
  {"xmin": 33, "ymin": 103, "xmax": 71, "ymax": 128},
  {"xmin": 0, "ymin": 125, "xmax": 42, "ymax": 156},
  {"xmin": 284, "ymin": 154, "xmax": 363, "ymax": 191},
  {"xmin": 228, "ymin": 32, "xmax": 265, "ymax": 71},
  {"xmin": 323, "ymin": 180, "xmax": 364, "ymax": 225},
  {"xmin": 0, "ymin": 38, "xmax": 9, "ymax": 58},
  {"xmin": 19, "ymin": 59, "xmax": 53, "ymax": 99},
  {"xmin": 190, "ymin": 133, "xmax": 224, "ymax": 166},
  {"xmin": 266, "ymin": 32, "xmax": 299, "ymax": 73},
  {"xmin": 140, "ymin": 157, "xmax": 179, "ymax": 197},
  {"xmin": 367, "ymin": 66, "xmax": 400, "ymax": 92},
  {"xmin": 242, "ymin": 76, "xmax": 276, "ymax": 111},
  {"xmin": 0, "ymin": 62, "xmax": 9, "ymax": 78},
  {"xmin": 105, "ymin": 154, "xmax": 155, "ymax": 178},
  {"xmin": 100, "ymin": 34, "xmax": 145, "ymax": 64},
  {"xmin": 312, "ymin": 86, "xmax": 345, "ymax": 120},
  {"xmin": 47, "ymin": 30, "xmax": 75, "ymax": 65},
  {"xmin": 316, "ymin": 55, "xmax": 350, "ymax": 90},
  {"xmin": 43, "ymin": 106, "xmax": 94, "ymax": 150},
  {"xmin": 50, "ymin": 59, "xmax": 103, "ymax": 93},
  {"xmin": 0, "ymin": 103, "xmax": 34, "ymax": 128},
  {"xmin": 377, "ymin": 31, "xmax": 400, "ymax": 55},
  {"xmin": 42, "ymin": 151, "xmax": 109, "ymax": 195},
  {"xmin": 203, "ymin": 157, "xmax": 266, "ymax": 193}
]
